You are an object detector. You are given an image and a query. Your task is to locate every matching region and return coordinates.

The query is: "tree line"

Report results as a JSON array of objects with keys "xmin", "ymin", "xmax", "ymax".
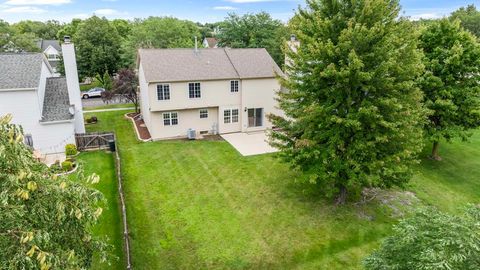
[{"xmin": 0, "ymin": 13, "xmax": 288, "ymax": 80}]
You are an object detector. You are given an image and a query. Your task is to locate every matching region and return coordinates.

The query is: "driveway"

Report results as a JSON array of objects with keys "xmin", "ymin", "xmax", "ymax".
[{"xmin": 221, "ymin": 131, "xmax": 278, "ymax": 156}]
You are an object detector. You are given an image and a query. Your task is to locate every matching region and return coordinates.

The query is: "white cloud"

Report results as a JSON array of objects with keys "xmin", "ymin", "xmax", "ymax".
[
  {"xmin": 1, "ymin": 6, "xmax": 46, "ymax": 13},
  {"xmin": 213, "ymin": 6, "xmax": 237, "ymax": 10},
  {"xmin": 409, "ymin": 13, "xmax": 443, "ymax": 21},
  {"xmin": 4, "ymin": 0, "xmax": 71, "ymax": 5},
  {"xmin": 94, "ymin": 8, "xmax": 119, "ymax": 15}
]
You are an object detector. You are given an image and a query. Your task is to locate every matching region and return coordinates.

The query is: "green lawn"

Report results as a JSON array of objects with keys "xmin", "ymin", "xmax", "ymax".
[
  {"xmin": 70, "ymin": 151, "xmax": 125, "ymax": 270},
  {"xmin": 83, "ymin": 103, "xmax": 134, "ymax": 111},
  {"xmin": 84, "ymin": 110, "xmax": 480, "ymax": 269}
]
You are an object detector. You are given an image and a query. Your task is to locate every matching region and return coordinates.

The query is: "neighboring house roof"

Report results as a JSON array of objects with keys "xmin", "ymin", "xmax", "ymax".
[
  {"xmin": 41, "ymin": 77, "xmax": 73, "ymax": 122},
  {"xmin": 36, "ymin": 39, "xmax": 62, "ymax": 53},
  {"xmin": 0, "ymin": 53, "xmax": 50, "ymax": 90},
  {"xmin": 204, "ymin": 37, "xmax": 218, "ymax": 48},
  {"xmin": 138, "ymin": 48, "xmax": 282, "ymax": 83}
]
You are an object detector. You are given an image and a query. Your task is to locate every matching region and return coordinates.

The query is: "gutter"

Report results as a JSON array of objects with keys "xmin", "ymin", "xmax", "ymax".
[{"xmin": 0, "ymin": 87, "xmax": 36, "ymax": 92}]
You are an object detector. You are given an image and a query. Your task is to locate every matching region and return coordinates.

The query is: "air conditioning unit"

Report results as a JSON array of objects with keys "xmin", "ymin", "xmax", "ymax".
[{"xmin": 187, "ymin": 128, "xmax": 196, "ymax": 140}]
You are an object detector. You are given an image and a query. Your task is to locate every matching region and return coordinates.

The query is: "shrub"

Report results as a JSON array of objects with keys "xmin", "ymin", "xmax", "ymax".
[
  {"xmin": 65, "ymin": 144, "xmax": 77, "ymax": 156},
  {"xmin": 61, "ymin": 161, "xmax": 73, "ymax": 172},
  {"xmin": 49, "ymin": 160, "xmax": 62, "ymax": 173},
  {"xmin": 86, "ymin": 116, "xmax": 98, "ymax": 124}
]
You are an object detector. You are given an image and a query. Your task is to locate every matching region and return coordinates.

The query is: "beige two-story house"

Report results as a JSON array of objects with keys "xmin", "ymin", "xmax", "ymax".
[{"xmin": 137, "ymin": 48, "xmax": 283, "ymax": 140}]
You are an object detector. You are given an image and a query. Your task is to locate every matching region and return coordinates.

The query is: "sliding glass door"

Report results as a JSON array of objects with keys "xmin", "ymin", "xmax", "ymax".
[{"xmin": 248, "ymin": 108, "xmax": 263, "ymax": 127}]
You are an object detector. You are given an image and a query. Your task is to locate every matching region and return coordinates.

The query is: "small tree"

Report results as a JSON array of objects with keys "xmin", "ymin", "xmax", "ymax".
[
  {"xmin": 0, "ymin": 114, "xmax": 109, "ymax": 269},
  {"xmin": 418, "ymin": 19, "xmax": 480, "ymax": 160},
  {"xmin": 364, "ymin": 205, "xmax": 480, "ymax": 270},
  {"xmin": 269, "ymin": 0, "xmax": 427, "ymax": 203},
  {"xmin": 96, "ymin": 70, "xmax": 113, "ymax": 91},
  {"xmin": 103, "ymin": 68, "xmax": 139, "ymax": 112}
]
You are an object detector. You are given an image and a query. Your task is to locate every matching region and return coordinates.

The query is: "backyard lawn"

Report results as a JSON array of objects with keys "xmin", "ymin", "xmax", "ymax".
[
  {"xmin": 70, "ymin": 151, "xmax": 125, "ymax": 270},
  {"xmin": 84, "ymin": 110, "xmax": 480, "ymax": 269}
]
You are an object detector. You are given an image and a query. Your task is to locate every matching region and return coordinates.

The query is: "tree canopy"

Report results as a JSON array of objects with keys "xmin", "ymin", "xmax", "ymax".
[
  {"xmin": 451, "ymin": 5, "xmax": 480, "ymax": 38},
  {"xmin": 364, "ymin": 205, "xmax": 480, "ymax": 270},
  {"xmin": 74, "ymin": 16, "xmax": 122, "ymax": 79},
  {"xmin": 418, "ymin": 19, "xmax": 480, "ymax": 160},
  {"xmin": 121, "ymin": 17, "xmax": 201, "ymax": 67},
  {"xmin": 0, "ymin": 115, "xmax": 109, "ymax": 269},
  {"xmin": 217, "ymin": 12, "xmax": 287, "ymax": 66},
  {"xmin": 269, "ymin": 0, "xmax": 427, "ymax": 203}
]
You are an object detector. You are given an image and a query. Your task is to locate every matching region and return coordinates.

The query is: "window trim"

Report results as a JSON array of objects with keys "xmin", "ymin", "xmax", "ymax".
[
  {"xmin": 157, "ymin": 83, "xmax": 171, "ymax": 101},
  {"xmin": 199, "ymin": 108, "xmax": 208, "ymax": 119},
  {"xmin": 188, "ymin": 82, "xmax": 201, "ymax": 99},
  {"xmin": 163, "ymin": 112, "xmax": 178, "ymax": 126},
  {"xmin": 230, "ymin": 80, "xmax": 239, "ymax": 93},
  {"xmin": 223, "ymin": 108, "xmax": 239, "ymax": 124}
]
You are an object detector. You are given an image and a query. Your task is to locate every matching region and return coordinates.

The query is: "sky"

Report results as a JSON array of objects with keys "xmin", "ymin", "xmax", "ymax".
[{"xmin": 0, "ymin": 0, "xmax": 479, "ymax": 23}]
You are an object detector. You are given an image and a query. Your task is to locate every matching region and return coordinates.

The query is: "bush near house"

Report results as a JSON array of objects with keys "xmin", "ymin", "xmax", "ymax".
[
  {"xmin": 65, "ymin": 143, "xmax": 78, "ymax": 156},
  {"xmin": 61, "ymin": 160, "xmax": 73, "ymax": 172}
]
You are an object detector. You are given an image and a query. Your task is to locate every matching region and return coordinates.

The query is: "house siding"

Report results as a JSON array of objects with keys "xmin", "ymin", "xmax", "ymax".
[
  {"xmin": 149, "ymin": 108, "xmax": 219, "ymax": 140},
  {"xmin": 0, "ymin": 89, "xmax": 75, "ymax": 155}
]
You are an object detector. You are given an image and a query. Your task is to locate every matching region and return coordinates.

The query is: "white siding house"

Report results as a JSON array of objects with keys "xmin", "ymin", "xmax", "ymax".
[
  {"xmin": 137, "ymin": 48, "xmax": 283, "ymax": 140},
  {"xmin": 0, "ymin": 39, "xmax": 85, "ymax": 162}
]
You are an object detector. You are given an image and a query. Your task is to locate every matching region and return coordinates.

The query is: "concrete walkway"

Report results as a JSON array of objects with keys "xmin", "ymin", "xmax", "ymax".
[
  {"xmin": 83, "ymin": 107, "xmax": 134, "ymax": 113},
  {"xmin": 221, "ymin": 131, "xmax": 278, "ymax": 156}
]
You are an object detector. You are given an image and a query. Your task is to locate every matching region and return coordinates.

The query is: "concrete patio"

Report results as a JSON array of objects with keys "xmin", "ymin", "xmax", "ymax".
[{"xmin": 221, "ymin": 131, "xmax": 278, "ymax": 156}]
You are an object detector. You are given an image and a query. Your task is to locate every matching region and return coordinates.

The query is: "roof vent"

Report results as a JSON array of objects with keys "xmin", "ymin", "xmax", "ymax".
[{"xmin": 64, "ymin": 36, "xmax": 71, "ymax": 44}]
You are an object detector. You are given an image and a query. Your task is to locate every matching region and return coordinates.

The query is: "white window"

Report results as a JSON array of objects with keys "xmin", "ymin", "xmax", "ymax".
[
  {"xmin": 230, "ymin": 80, "xmax": 239, "ymax": 92},
  {"xmin": 188, "ymin": 82, "xmax": 201, "ymax": 98},
  {"xmin": 223, "ymin": 109, "xmax": 239, "ymax": 124},
  {"xmin": 232, "ymin": 109, "xmax": 239, "ymax": 123},
  {"xmin": 157, "ymin": 84, "xmax": 170, "ymax": 100},
  {"xmin": 223, "ymin": 110, "xmax": 231, "ymax": 124},
  {"xmin": 199, "ymin": 109, "xmax": 208, "ymax": 119},
  {"xmin": 47, "ymin": 54, "xmax": 57, "ymax": 60},
  {"xmin": 163, "ymin": 112, "xmax": 178, "ymax": 126}
]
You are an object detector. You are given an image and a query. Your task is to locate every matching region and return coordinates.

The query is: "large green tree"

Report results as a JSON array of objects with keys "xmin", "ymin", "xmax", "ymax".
[
  {"xmin": 364, "ymin": 205, "xmax": 480, "ymax": 270},
  {"xmin": 0, "ymin": 115, "xmax": 109, "ymax": 269},
  {"xmin": 121, "ymin": 17, "xmax": 201, "ymax": 67},
  {"xmin": 418, "ymin": 19, "xmax": 480, "ymax": 160},
  {"xmin": 269, "ymin": 0, "xmax": 426, "ymax": 203},
  {"xmin": 12, "ymin": 20, "xmax": 63, "ymax": 40},
  {"xmin": 217, "ymin": 12, "xmax": 287, "ymax": 66},
  {"xmin": 451, "ymin": 5, "xmax": 480, "ymax": 38},
  {"xmin": 74, "ymin": 16, "xmax": 121, "ymax": 79}
]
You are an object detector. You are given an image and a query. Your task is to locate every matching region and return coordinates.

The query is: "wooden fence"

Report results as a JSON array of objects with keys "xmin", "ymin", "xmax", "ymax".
[{"xmin": 75, "ymin": 132, "xmax": 114, "ymax": 151}]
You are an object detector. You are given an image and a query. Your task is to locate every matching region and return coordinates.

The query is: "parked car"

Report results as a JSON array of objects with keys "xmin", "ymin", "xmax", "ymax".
[{"xmin": 81, "ymin": 87, "xmax": 105, "ymax": 99}]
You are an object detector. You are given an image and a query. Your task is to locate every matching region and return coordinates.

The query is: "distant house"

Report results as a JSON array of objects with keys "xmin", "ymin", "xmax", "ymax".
[
  {"xmin": 36, "ymin": 39, "xmax": 62, "ymax": 75},
  {"xmin": 0, "ymin": 38, "xmax": 85, "ymax": 162},
  {"xmin": 203, "ymin": 37, "xmax": 218, "ymax": 48},
  {"xmin": 136, "ymin": 47, "xmax": 283, "ymax": 140}
]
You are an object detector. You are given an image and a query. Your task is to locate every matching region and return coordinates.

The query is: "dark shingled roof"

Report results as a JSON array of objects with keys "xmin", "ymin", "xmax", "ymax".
[
  {"xmin": 41, "ymin": 77, "xmax": 73, "ymax": 122},
  {"xmin": 138, "ymin": 48, "xmax": 283, "ymax": 83},
  {"xmin": 0, "ymin": 53, "xmax": 45, "ymax": 89},
  {"xmin": 36, "ymin": 39, "xmax": 62, "ymax": 52}
]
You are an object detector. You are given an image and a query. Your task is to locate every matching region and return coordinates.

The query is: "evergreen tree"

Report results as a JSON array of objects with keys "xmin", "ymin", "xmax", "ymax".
[
  {"xmin": 270, "ymin": 0, "xmax": 426, "ymax": 203},
  {"xmin": 418, "ymin": 19, "xmax": 480, "ymax": 160}
]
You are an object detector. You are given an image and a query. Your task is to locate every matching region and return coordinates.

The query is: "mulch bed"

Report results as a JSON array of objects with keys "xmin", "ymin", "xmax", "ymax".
[{"xmin": 126, "ymin": 113, "xmax": 151, "ymax": 141}]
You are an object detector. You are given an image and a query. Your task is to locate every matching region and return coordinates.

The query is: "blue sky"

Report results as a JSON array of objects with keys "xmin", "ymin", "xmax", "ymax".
[{"xmin": 0, "ymin": 0, "xmax": 479, "ymax": 23}]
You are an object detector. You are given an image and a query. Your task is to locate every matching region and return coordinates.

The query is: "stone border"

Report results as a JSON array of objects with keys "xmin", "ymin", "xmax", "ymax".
[
  {"xmin": 54, "ymin": 163, "xmax": 79, "ymax": 176},
  {"xmin": 124, "ymin": 113, "xmax": 152, "ymax": 142}
]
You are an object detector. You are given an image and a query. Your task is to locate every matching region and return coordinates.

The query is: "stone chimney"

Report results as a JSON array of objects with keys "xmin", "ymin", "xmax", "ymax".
[{"xmin": 61, "ymin": 36, "xmax": 85, "ymax": 133}]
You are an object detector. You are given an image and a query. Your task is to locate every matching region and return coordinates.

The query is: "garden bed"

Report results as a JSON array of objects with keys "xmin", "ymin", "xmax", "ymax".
[{"xmin": 125, "ymin": 112, "xmax": 151, "ymax": 141}]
